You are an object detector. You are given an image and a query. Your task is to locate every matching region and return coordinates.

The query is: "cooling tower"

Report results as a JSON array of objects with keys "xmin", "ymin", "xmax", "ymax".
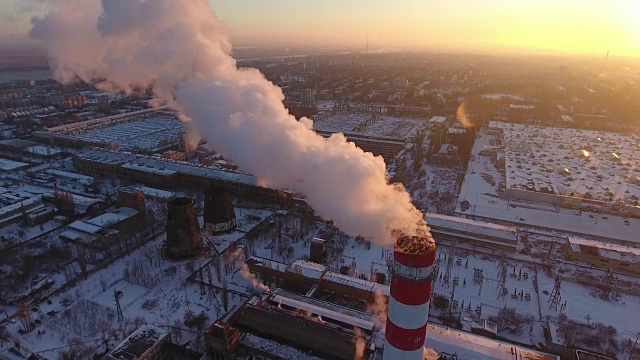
[
  {"xmin": 384, "ymin": 236, "xmax": 436, "ymax": 360},
  {"xmin": 165, "ymin": 197, "xmax": 203, "ymax": 260},
  {"xmin": 203, "ymin": 185, "xmax": 236, "ymax": 234}
]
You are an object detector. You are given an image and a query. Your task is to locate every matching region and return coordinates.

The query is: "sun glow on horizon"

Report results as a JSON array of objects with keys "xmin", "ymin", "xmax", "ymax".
[{"xmin": 0, "ymin": 0, "xmax": 639, "ymax": 57}]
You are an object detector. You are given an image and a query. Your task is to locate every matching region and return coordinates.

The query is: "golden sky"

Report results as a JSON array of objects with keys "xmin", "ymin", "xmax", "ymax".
[
  {"xmin": 211, "ymin": 0, "xmax": 640, "ymax": 56},
  {"xmin": 0, "ymin": 0, "xmax": 638, "ymax": 56}
]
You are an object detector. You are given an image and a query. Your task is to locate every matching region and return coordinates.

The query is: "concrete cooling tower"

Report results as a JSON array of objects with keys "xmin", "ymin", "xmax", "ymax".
[
  {"xmin": 203, "ymin": 185, "xmax": 236, "ymax": 235},
  {"xmin": 165, "ymin": 197, "xmax": 203, "ymax": 260}
]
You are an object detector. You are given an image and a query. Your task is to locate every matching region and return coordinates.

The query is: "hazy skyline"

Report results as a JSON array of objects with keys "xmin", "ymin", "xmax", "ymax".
[{"xmin": 0, "ymin": 0, "xmax": 639, "ymax": 56}]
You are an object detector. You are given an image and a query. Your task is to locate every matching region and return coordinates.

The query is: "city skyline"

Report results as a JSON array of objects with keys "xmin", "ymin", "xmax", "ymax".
[{"xmin": 0, "ymin": 0, "xmax": 639, "ymax": 56}]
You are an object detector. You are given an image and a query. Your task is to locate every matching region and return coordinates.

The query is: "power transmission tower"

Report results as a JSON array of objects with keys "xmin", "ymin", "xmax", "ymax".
[
  {"xmin": 442, "ymin": 252, "xmax": 453, "ymax": 288},
  {"xmin": 602, "ymin": 267, "xmax": 615, "ymax": 300},
  {"xmin": 548, "ymin": 276, "xmax": 562, "ymax": 311},
  {"xmin": 114, "ymin": 289, "xmax": 124, "ymax": 322},
  {"xmin": 496, "ymin": 258, "xmax": 508, "ymax": 299}
]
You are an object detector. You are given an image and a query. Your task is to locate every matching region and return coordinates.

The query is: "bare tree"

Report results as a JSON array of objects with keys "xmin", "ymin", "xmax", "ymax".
[
  {"xmin": 94, "ymin": 320, "xmax": 116, "ymax": 353},
  {"xmin": 0, "ymin": 325, "xmax": 9, "ymax": 347},
  {"xmin": 16, "ymin": 302, "xmax": 32, "ymax": 332},
  {"xmin": 142, "ymin": 246, "xmax": 157, "ymax": 267},
  {"xmin": 99, "ymin": 277, "xmax": 108, "ymax": 293}
]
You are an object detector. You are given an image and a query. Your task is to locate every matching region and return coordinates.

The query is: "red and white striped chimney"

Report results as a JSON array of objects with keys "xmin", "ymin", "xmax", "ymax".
[{"xmin": 384, "ymin": 238, "xmax": 436, "ymax": 360}]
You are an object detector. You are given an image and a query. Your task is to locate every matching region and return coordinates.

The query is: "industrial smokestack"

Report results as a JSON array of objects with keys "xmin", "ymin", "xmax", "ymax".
[{"xmin": 384, "ymin": 236, "xmax": 436, "ymax": 360}]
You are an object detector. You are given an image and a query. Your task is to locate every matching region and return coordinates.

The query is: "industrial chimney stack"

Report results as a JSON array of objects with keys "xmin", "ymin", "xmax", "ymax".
[{"xmin": 383, "ymin": 236, "xmax": 436, "ymax": 360}]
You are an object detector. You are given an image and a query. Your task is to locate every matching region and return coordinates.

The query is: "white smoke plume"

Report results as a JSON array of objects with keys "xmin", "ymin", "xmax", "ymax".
[
  {"xmin": 423, "ymin": 347, "xmax": 439, "ymax": 360},
  {"xmin": 352, "ymin": 327, "xmax": 366, "ymax": 360},
  {"xmin": 30, "ymin": 0, "xmax": 432, "ymax": 245},
  {"xmin": 366, "ymin": 290, "xmax": 388, "ymax": 332},
  {"xmin": 225, "ymin": 248, "xmax": 269, "ymax": 292}
]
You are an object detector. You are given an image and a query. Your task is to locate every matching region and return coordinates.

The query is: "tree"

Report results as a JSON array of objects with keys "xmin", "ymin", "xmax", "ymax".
[
  {"xmin": 76, "ymin": 248, "xmax": 87, "ymax": 275},
  {"xmin": 0, "ymin": 325, "xmax": 9, "ymax": 347},
  {"xmin": 94, "ymin": 320, "xmax": 116, "ymax": 353},
  {"xmin": 142, "ymin": 246, "xmax": 157, "ymax": 267},
  {"xmin": 59, "ymin": 337, "xmax": 86, "ymax": 360},
  {"xmin": 16, "ymin": 302, "xmax": 31, "ymax": 332},
  {"xmin": 184, "ymin": 311, "xmax": 209, "ymax": 334}
]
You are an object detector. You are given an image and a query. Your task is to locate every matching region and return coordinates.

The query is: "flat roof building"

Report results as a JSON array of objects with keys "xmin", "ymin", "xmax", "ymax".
[{"xmin": 425, "ymin": 212, "xmax": 518, "ymax": 251}]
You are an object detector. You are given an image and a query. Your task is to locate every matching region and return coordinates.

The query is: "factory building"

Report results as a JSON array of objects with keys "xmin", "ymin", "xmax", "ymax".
[
  {"xmin": 203, "ymin": 284, "xmax": 559, "ymax": 360},
  {"xmin": 314, "ymin": 130, "xmax": 406, "ymax": 162},
  {"xmin": 72, "ymin": 149, "xmax": 291, "ymax": 204},
  {"xmin": 205, "ymin": 290, "xmax": 375, "ymax": 360},
  {"xmin": 107, "ymin": 324, "xmax": 205, "ymax": 360},
  {"xmin": 565, "ymin": 236, "xmax": 640, "ymax": 276},
  {"xmin": 425, "ymin": 213, "xmax": 518, "ymax": 251},
  {"xmin": 117, "ymin": 187, "xmax": 147, "ymax": 215}
]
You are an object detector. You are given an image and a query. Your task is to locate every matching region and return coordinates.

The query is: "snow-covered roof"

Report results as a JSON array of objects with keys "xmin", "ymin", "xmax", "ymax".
[
  {"xmin": 322, "ymin": 271, "xmax": 383, "ymax": 293},
  {"xmin": 425, "ymin": 213, "xmax": 517, "ymax": 242},
  {"xmin": 568, "ymin": 236, "xmax": 640, "ymax": 263},
  {"xmin": 76, "ymin": 149, "xmax": 257, "ymax": 186},
  {"xmin": 59, "ymin": 229, "xmax": 98, "ymax": 244},
  {"xmin": 68, "ymin": 220, "xmax": 103, "ymax": 234},
  {"xmin": 426, "ymin": 323, "xmax": 559, "ymax": 360},
  {"xmin": 122, "ymin": 162, "xmax": 178, "ymax": 176},
  {"xmin": 287, "ymin": 259, "xmax": 327, "ymax": 279},
  {"xmin": 312, "ymin": 113, "xmax": 421, "ymax": 139},
  {"xmin": 489, "ymin": 121, "xmax": 640, "ymax": 205},
  {"xmin": 45, "ymin": 106, "xmax": 168, "ymax": 133},
  {"xmin": 241, "ymin": 333, "xmax": 324, "ymax": 360},
  {"xmin": 0, "ymin": 158, "xmax": 29, "ymax": 171},
  {"xmin": 86, "ymin": 207, "xmax": 138, "ymax": 228},
  {"xmin": 26, "ymin": 145, "xmax": 63, "ymax": 156},
  {"xmin": 46, "ymin": 169, "xmax": 94, "ymax": 184},
  {"xmin": 509, "ymin": 104, "xmax": 535, "ymax": 110},
  {"xmin": 429, "ymin": 116, "xmax": 447, "ymax": 123},
  {"xmin": 0, "ymin": 196, "xmax": 41, "ymax": 218},
  {"xmin": 131, "ymin": 185, "xmax": 175, "ymax": 200},
  {"xmin": 246, "ymin": 256, "xmax": 289, "ymax": 272},
  {"xmin": 108, "ymin": 324, "xmax": 169, "ymax": 360},
  {"xmin": 270, "ymin": 293, "xmax": 375, "ymax": 331}
]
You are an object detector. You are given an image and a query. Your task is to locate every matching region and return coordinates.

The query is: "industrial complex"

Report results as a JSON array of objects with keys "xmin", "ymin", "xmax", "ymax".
[{"xmin": 1, "ymin": 47, "xmax": 640, "ymax": 360}]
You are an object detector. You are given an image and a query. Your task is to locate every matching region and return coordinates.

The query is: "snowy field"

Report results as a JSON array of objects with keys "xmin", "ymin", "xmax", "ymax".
[
  {"xmin": 0, "ymin": 206, "xmax": 274, "ymax": 358},
  {"xmin": 313, "ymin": 112, "xmax": 423, "ymax": 139},
  {"xmin": 456, "ymin": 128, "xmax": 640, "ymax": 244},
  {"xmin": 67, "ymin": 116, "xmax": 184, "ymax": 151},
  {"xmin": 492, "ymin": 121, "xmax": 640, "ymax": 204},
  {"xmin": 430, "ymin": 243, "xmax": 640, "ymax": 355},
  {"xmin": 421, "ymin": 165, "xmax": 460, "ymax": 214}
]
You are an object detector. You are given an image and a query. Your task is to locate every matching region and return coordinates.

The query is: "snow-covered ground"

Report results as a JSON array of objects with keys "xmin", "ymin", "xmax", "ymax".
[
  {"xmin": 0, "ymin": 205, "xmax": 274, "ymax": 358},
  {"xmin": 429, "ymin": 243, "xmax": 640, "ymax": 356}
]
